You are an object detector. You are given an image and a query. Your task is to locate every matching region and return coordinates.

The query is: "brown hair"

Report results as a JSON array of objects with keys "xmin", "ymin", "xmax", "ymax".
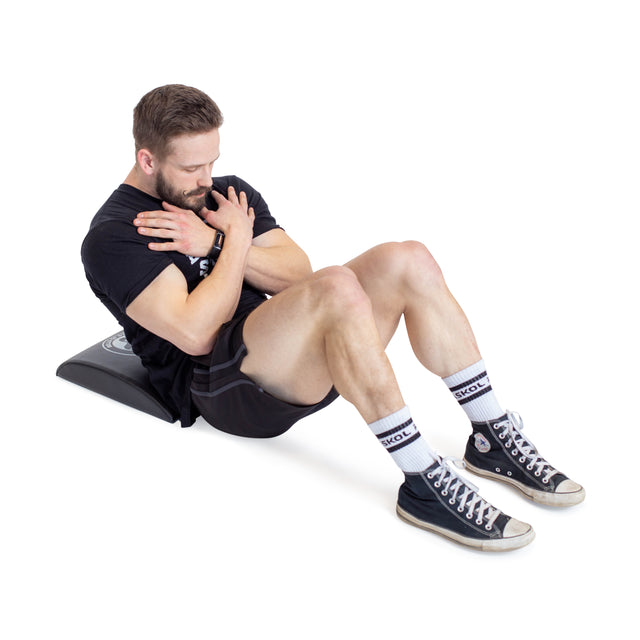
[{"xmin": 133, "ymin": 84, "xmax": 224, "ymax": 159}]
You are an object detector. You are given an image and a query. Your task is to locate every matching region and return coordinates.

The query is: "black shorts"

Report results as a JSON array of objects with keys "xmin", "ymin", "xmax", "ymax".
[{"xmin": 190, "ymin": 312, "xmax": 339, "ymax": 438}]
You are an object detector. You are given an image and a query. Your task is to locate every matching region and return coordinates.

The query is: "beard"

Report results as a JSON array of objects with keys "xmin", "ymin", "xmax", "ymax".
[{"xmin": 155, "ymin": 169, "xmax": 209, "ymax": 214}]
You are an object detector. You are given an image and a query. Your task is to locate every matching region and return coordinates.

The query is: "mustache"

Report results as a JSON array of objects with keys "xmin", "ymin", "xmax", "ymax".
[{"xmin": 182, "ymin": 187, "xmax": 210, "ymax": 197}]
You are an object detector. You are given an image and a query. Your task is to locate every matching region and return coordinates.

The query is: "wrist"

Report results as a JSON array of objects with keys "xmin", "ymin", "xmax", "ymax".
[
  {"xmin": 207, "ymin": 229, "xmax": 225, "ymax": 259},
  {"xmin": 222, "ymin": 226, "xmax": 253, "ymax": 251}
]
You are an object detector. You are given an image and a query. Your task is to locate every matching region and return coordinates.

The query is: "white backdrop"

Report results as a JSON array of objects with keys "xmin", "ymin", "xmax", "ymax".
[{"xmin": 2, "ymin": 1, "xmax": 638, "ymax": 638}]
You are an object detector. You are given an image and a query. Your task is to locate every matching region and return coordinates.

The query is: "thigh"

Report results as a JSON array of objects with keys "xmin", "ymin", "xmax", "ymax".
[
  {"xmin": 239, "ymin": 270, "xmax": 338, "ymax": 406},
  {"xmin": 192, "ymin": 312, "xmax": 338, "ymax": 437},
  {"xmin": 239, "ymin": 249, "xmax": 409, "ymax": 406}
]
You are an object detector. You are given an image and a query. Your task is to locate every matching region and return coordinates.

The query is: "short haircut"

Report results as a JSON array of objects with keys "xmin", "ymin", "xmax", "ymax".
[{"xmin": 132, "ymin": 84, "xmax": 224, "ymax": 159}]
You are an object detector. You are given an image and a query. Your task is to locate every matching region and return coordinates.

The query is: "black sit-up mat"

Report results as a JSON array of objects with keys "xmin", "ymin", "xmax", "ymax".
[{"xmin": 56, "ymin": 331, "xmax": 177, "ymax": 423}]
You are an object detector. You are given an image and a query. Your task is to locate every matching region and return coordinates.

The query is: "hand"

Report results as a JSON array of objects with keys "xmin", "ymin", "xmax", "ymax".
[
  {"xmin": 203, "ymin": 186, "xmax": 255, "ymax": 247},
  {"xmin": 134, "ymin": 204, "xmax": 216, "ymax": 257}
]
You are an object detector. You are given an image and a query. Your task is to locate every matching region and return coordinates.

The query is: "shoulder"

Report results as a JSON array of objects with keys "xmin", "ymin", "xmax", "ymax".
[
  {"xmin": 82, "ymin": 185, "xmax": 171, "ymax": 287},
  {"xmin": 83, "ymin": 184, "xmax": 162, "ymax": 253},
  {"xmin": 89, "ymin": 184, "xmax": 162, "ymax": 227}
]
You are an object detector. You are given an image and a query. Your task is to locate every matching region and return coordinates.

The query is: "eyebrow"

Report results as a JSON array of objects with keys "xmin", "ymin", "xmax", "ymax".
[{"xmin": 182, "ymin": 153, "xmax": 221, "ymax": 170}]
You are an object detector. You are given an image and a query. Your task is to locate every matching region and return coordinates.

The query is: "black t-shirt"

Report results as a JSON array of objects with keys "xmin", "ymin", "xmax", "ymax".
[{"xmin": 81, "ymin": 175, "xmax": 281, "ymax": 427}]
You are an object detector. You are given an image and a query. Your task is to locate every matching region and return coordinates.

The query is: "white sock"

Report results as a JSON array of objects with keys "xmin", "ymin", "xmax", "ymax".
[
  {"xmin": 368, "ymin": 406, "xmax": 436, "ymax": 473},
  {"xmin": 443, "ymin": 359, "xmax": 504, "ymax": 422}
]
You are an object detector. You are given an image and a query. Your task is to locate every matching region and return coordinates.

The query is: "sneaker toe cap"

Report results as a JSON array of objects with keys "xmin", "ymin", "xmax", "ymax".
[
  {"xmin": 555, "ymin": 478, "xmax": 586, "ymax": 504},
  {"xmin": 504, "ymin": 517, "xmax": 533, "ymax": 539},
  {"xmin": 556, "ymin": 478, "xmax": 582, "ymax": 493}
]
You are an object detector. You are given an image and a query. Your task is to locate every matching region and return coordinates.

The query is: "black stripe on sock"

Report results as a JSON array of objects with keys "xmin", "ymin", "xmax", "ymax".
[
  {"xmin": 448, "ymin": 371, "xmax": 488, "ymax": 393},
  {"xmin": 457, "ymin": 384, "xmax": 493, "ymax": 405},
  {"xmin": 386, "ymin": 431, "xmax": 422, "ymax": 453},
  {"xmin": 376, "ymin": 419, "xmax": 414, "ymax": 440}
]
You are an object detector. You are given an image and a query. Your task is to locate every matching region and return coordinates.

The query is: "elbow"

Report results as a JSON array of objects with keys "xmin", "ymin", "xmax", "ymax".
[
  {"xmin": 177, "ymin": 328, "xmax": 218, "ymax": 357},
  {"xmin": 281, "ymin": 255, "xmax": 313, "ymax": 290},
  {"xmin": 181, "ymin": 339, "xmax": 213, "ymax": 357}
]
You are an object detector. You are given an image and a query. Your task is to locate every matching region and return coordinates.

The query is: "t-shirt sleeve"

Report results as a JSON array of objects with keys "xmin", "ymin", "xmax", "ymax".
[{"xmin": 82, "ymin": 219, "xmax": 173, "ymax": 314}]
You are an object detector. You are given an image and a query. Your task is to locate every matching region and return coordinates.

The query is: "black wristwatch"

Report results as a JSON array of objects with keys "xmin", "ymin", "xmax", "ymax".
[{"xmin": 207, "ymin": 230, "xmax": 225, "ymax": 259}]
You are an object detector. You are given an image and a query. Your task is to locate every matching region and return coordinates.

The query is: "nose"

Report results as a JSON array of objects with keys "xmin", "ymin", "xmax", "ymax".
[{"xmin": 197, "ymin": 167, "xmax": 212, "ymax": 189}]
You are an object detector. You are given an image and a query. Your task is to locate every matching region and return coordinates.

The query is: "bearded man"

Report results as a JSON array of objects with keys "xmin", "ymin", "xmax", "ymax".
[{"xmin": 82, "ymin": 84, "xmax": 584, "ymax": 551}]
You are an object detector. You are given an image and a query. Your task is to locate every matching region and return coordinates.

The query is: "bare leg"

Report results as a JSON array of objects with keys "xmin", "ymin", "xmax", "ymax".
[
  {"xmin": 241, "ymin": 242, "xmax": 479, "ymax": 422},
  {"xmin": 240, "ymin": 266, "xmax": 405, "ymax": 423},
  {"xmin": 345, "ymin": 241, "xmax": 481, "ymax": 377}
]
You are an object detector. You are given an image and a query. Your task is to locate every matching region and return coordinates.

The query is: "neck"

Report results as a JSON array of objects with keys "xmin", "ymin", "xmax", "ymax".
[{"xmin": 123, "ymin": 165, "xmax": 158, "ymax": 198}]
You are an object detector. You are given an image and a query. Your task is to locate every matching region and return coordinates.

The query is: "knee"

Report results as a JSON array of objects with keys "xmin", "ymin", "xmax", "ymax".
[
  {"xmin": 309, "ymin": 265, "xmax": 372, "ymax": 319},
  {"xmin": 379, "ymin": 241, "xmax": 445, "ymax": 290}
]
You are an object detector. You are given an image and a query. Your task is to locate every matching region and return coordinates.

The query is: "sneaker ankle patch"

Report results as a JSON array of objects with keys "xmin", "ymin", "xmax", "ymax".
[{"xmin": 474, "ymin": 433, "xmax": 491, "ymax": 453}]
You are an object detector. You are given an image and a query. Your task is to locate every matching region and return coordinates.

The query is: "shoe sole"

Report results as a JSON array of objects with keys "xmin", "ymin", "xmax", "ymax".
[
  {"xmin": 396, "ymin": 505, "xmax": 535, "ymax": 552},
  {"xmin": 463, "ymin": 459, "xmax": 586, "ymax": 507}
]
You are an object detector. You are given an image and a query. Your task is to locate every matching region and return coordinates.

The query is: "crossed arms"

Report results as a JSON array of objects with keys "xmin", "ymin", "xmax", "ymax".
[{"xmin": 126, "ymin": 186, "xmax": 311, "ymax": 356}]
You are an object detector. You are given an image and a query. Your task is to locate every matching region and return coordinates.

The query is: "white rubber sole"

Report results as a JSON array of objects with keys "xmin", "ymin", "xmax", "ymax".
[
  {"xmin": 463, "ymin": 459, "xmax": 586, "ymax": 507},
  {"xmin": 396, "ymin": 505, "xmax": 535, "ymax": 552}
]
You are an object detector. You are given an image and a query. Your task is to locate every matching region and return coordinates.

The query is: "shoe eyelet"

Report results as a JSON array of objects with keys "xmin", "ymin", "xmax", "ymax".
[
  {"xmin": 457, "ymin": 506, "xmax": 464, "ymax": 513},
  {"xmin": 507, "ymin": 471, "xmax": 512, "ymax": 477},
  {"xmin": 434, "ymin": 481, "xmax": 441, "ymax": 488},
  {"xmin": 441, "ymin": 490, "xmax": 448, "ymax": 496},
  {"xmin": 519, "ymin": 456, "xmax": 526, "ymax": 463},
  {"xmin": 527, "ymin": 464, "xmax": 534, "ymax": 471},
  {"xmin": 427, "ymin": 473, "xmax": 434, "ymax": 479},
  {"xmin": 499, "ymin": 433, "xmax": 505, "ymax": 440},
  {"xmin": 466, "ymin": 513, "xmax": 473, "ymax": 519},
  {"xmin": 495, "ymin": 468, "xmax": 501, "ymax": 473},
  {"xmin": 475, "ymin": 518, "xmax": 483, "ymax": 525},
  {"xmin": 542, "ymin": 478, "xmax": 549, "ymax": 484},
  {"xmin": 449, "ymin": 498, "xmax": 456, "ymax": 505},
  {"xmin": 485, "ymin": 524, "xmax": 492, "ymax": 531},
  {"xmin": 512, "ymin": 450, "xmax": 518, "ymax": 456},
  {"xmin": 535, "ymin": 470, "xmax": 541, "ymax": 477}
]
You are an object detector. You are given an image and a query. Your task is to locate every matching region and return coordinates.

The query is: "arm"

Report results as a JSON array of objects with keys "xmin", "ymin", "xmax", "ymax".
[
  {"xmin": 243, "ymin": 228, "xmax": 311, "ymax": 294},
  {"xmin": 127, "ymin": 188, "xmax": 255, "ymax": 356},
  {"xmin": 134, "ymin": 192, "xmax": 311, "ymax": 294}
]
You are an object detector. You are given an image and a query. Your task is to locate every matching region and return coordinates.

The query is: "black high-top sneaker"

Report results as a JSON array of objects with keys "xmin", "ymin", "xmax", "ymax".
[
  {"xmin": 463, "ymin": 412, "xmax": 585, "ymax": 507},
  {"xmin": 396, "ymin": 456, "xmax": 534, "ymax": 551}
]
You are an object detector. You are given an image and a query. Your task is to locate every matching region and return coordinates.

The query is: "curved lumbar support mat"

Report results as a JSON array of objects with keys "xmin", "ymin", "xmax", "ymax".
[{"xmin": 56, "ymin": 331, "xmax": 177, "ymax": 423}]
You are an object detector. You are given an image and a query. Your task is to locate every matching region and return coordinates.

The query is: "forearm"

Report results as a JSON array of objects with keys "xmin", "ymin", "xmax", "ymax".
[
  {"xmin": 127, "ymin": 234, "xmax": 251, "ymax": 357},
  {"xmin": 180, "ymin": 236, "xmax": 251, "ymax": 353},
  {"xmin": 243, "ymin": 243, "xmax": 312, "ymax": 295}
]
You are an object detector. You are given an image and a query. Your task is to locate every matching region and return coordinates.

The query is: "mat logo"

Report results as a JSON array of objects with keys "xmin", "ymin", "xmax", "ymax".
[{"xmin": 102, "ymin": 332, "xmax": 136, "ymax": 356}]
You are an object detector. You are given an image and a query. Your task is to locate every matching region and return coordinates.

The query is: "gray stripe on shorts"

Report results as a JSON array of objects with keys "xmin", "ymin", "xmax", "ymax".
[
  {"xmin": 193, "ymin": 344, "xmax": 247, "ymax": 376},
  {"xmin": 191, "ymin": 379, "xmax": 257, "ymax": 398}
]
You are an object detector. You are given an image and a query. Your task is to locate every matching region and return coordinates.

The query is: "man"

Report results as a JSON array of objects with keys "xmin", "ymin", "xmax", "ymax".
[{"xmin": 82, "ymin": 84, "xmax": 584, "ymax": 551}]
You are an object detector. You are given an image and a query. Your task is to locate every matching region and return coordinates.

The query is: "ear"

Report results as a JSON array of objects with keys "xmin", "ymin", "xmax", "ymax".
[{"xmin": 136, "ymin": 148, "xmax": 157, "ymax": 176}]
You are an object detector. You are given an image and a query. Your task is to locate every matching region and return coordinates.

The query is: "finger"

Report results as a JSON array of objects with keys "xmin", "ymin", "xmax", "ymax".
[
  {"xmin": 227, "ymin": 185, "xmax": 239, "ymax": 205},
  {"xmin": 210, "ymin": 190, "xmax": 227, "ymax": 204},
  {"xmin": 162, "ymin": 201, "xmax": 190, "ymax": 213},
  {"xmin": 147, "ymin": 241, "xmax": 178, "ymax": 252},
  {"xmin": 136, "ymin": 209, "xmax": 167, "ymax": 219},
  {"xmin": 248, "ymin": 206, "xmax": 255, "ymax": 221},
  {"xmin": 239, "ymin": 190, "xmax": 248, "ymax": 211},
  {"xmin": 135, "ymin": 217, "xmax": 178, "ymax": 230},
  {"xmin": 138, "ymin": 209, "xmax": 176, "ymax": 218},
  {"xmin": 137, "ymin": 226, "xmax": 180, "ymax": 239}
]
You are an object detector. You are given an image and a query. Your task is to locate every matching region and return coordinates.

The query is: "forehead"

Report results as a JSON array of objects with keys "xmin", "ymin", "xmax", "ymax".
[{"xmin": 166, "ymin": 128, "xmax": 220, "ymax": 165}]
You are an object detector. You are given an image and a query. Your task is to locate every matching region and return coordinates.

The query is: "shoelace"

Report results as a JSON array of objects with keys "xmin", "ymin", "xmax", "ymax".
[
  {"xmin": 426, "ymin": 457, "xmax": 501, "ymax": 530},
  {"xmin": 494, "ymin": 411, "xmax": 559, "ymax": 484}
]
